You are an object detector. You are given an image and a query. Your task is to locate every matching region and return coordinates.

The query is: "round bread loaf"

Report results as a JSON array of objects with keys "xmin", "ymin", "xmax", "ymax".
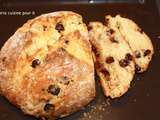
[{"xmin": 0, "ymin": 11, "xmax": 95, "ymax": 119}]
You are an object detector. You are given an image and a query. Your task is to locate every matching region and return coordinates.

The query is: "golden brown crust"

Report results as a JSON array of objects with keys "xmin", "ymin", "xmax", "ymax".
[{"xmin": 0, "ymin": 11, "xmax": 95, "ymax": 119}]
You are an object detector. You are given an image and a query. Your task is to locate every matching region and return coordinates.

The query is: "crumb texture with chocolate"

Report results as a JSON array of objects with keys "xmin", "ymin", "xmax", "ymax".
[
  {"xmin": 89, "ymin": 14, "xmax": 154, "ymax": 98},
  {"xmin": 106, "ymin": 15, "xmax": 154, "ymax": 72},
  {"xmin": 89, "ymin": 21, "xmax": 135, "ymax": 98}
]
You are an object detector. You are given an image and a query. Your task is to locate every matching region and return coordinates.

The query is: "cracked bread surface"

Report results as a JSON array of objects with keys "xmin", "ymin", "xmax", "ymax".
[
  {"xmin": 89, "ymin": 22, "xmax": 135, "ymax": 98},
  {"xmin": 106, "ymin": 15, "xmax": 154, "ymax": 72},
  {"xmin": 0, "ymin": 11, "xmax": 95, "ymax": 119}
]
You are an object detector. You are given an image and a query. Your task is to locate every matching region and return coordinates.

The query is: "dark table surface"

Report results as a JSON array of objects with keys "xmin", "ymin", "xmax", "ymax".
[{"xmin": 0, "ymin": 0, "xmax": 160, "ymax": 120}]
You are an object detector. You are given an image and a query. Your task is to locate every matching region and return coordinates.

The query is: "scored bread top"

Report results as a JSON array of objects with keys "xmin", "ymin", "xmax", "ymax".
[{"xmin": 0, "ymin": 11, "xmax": 95, "ymax": 119}]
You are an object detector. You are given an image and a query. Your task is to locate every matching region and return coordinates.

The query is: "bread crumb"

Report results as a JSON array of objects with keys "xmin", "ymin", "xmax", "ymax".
[
  {"xmin": 146, "ymin": 93, "xmax": 150, "ymax": 97},
  {"xmin": 78, "ymin": 98, "xmax": 111, "ymax": 120},
  {"xmin": 133, "ymin": 99, "xmax": 137, "ymax": 102}
]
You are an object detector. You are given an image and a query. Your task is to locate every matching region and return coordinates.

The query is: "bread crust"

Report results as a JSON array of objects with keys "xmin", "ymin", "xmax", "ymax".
[{"xmin": 0, "ymin": 11, "xmax": 95, "ymax": 119}]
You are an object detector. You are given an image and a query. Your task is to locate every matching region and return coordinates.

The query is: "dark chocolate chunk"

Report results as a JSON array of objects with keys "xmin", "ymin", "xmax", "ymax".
[
  {"xmin": 87, "ymin": 26, "xmax": 92, "ymax": 31},
  {"xmin": 135, "ymin": 50, "xmax": 141, "ymax": 58},
  {"xmin": 119, "ymin": 59, "xmax": 129, "ymax": 67},
  {"xmin": 55, "ymin": 22, "xmax": 64, "ymax": 32},
  {"xmin": 100, "ymin": 68, "xmax": 110, "ymax": 80},
  {"xmin": 125, "ymin": 53, "xmax": 133, "ymax": 61},
  {"xmin": 65, "ymin": 40, "xmax": 69, "ymax": 44},
  {"xmin": 135, "ymin": 64, "xmax": 141, "ymax": 72},
  {"xmin": 106, "ymin": 29, "xmax": 115, "ymax": 35},
  {"xmin": 144, "ymin": 49, "xmax": 151, "ymax": 57},
  {"xmin": 105, "ymin": 56, "xmax": 114, "ymax": 64},
  {"xmin": 47, "ymin": 85, "xmax": 60, "ymax": 96},
  {"xmin": 31, "ymin": 59, "xmax": 41, "ymax": 68},
  {"xmin": 44, "ymin": 103, "xmax": 55, "ymax": 112},
  {"xmin": 109, "ymin": 29, "xmax": 115, "ymax": 34},
  {"xmin": 110, "ymin": 37, "xmax": 119, "ymax": 43},
  {"xmin": 2, "ymin": 57, "xmax": 6, "ymax": 62}
]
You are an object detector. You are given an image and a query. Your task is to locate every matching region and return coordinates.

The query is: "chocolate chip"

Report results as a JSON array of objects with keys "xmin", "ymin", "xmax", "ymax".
[
  {"xmin": 107, "ymin": 29, "xmax": 115, "ymax": 35},
  {"xmin": 109, "ymin": 29, "xmax": 115, "ymax": 34},
  {"xmin": 119, "ymin": 59, "xmax": 129, "ymax": 67},
  {"xmin": 44, "ymin": 103, "xmax": 55, "ymax": 112},
  {"xmin": 65, "ymin": 40, "xmax": 69, "ymax": 44},
  {"xmin": 31, "ymin": 59, "xmax": 41, "ymax": 68},
  {"xmin": 135, "ymin": 50, "xmax": 141, "ymax": 58},
  {"xmin": 135, "ymin": 64, "xmax": 141, "ymax": 72},
  {"xmin": 106, "ymin": 29, "xmax": 115, "ymax": 36},
  {"xmin": 105, "ymin": 56, "xmax": 114, "ymax": 64},
  {"xmin": 100, "ymin": 68, "xmax": 110, "ymax": 80},
  {"xmin": 55, "ymin": 22, "xmax": 64, "ymax": 32},
  {"xmin": 2, "ymin": 57, "xmax": 6, "ymax": 62},
  {"xmin": 110, "ymin": 37, "xmax": 119, "ymax": 43},
  {"xmin": 144, "ymin": 49, "xmax": 151, "ymax": 57},
  {"xmin": 125, "ymin": 53, "xmax": 133, "ymax": 61},
  {"xmin": 87, "ymin": 26, "xmax": 92, "ymax": 31},
  {"xmin": 47, "ymin": 85, "xmax": 60, "ymax": 96}
]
